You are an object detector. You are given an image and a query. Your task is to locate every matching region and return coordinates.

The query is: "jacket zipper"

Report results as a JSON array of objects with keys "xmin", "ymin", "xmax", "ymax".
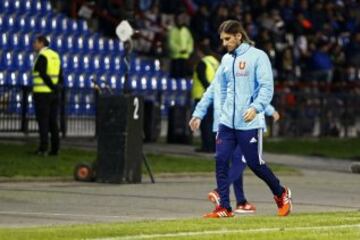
[{"xmin": 232, "ymin": 53, "xmax": 236, "ymax": 129}]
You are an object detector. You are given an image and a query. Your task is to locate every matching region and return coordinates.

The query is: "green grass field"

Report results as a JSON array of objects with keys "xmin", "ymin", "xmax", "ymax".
[
  {"xmin": 0, "ymin": 212, "xmax": 358, "ymax": 240},
  {"xmin": 0, "ymin": 143, "xmax": 297, "ymax": 178},
  {"xmin": 264, "ymin": 138, "xmax": 360, "ymax": 160}
]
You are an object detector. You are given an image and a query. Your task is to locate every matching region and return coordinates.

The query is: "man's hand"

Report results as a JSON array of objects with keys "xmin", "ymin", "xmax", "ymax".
[
  {"xmin": 243, "ymin": 107, "xmax": 257, "ymax": 122},
  {"xmin": 189, "ymin": 117, "xmax": 201, "ymax": 132},
  {"xmin": 272, "ymin": 111, "xmax": 280, "ymax": 122}
]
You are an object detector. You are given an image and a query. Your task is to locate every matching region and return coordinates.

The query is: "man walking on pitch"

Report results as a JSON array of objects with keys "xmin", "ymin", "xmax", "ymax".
[{"xmin": 189, "ymin": 20, "xmax": 292, "ymax": 218}]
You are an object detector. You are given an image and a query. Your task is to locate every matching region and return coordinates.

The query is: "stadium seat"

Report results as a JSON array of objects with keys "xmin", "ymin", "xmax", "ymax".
[
  {"xmin": 6, "ymin": 71, "xmax": 18, "ymax": 86},
  {"xmin": 14, "ymin": 51, "xmax": 28, "ymax": 71},
  {"xmin": 64, "ymin": 73, "xmax": 75, "ymax": 88},
  {"xmin": 90, "ymin": 54, "xmax": 103, "ymax": 73},
  {"xmin": 59, "ymin": 17, "xmax": 70, "ymax": 34},
  {"xmin": 24, "ymin": 52, "xmax": 35, "ymax": 70},
  {"xmin": 0, "ymin": 0, "xmax": 13, "ymax": 14},
  {"xmin": 111, "ymin": 56, "xmax": 123, "ymax": 72},
  {"xmin": 19, "ymin": 33, "xmax": 33, "ymax": 51},
  {"xmin": 61, "ymin": 53, "xmax": 70, "ymax": 71},
  {"xmin": 0, "ymin": 51, "xmax": 14, "ymax": 71},
  {"xmin": 52, "ymin": 34, "xmax": 65, "ymax": 52},
  {"xmin": 78, "ymin": 19, "xmax": 89, "ymax": 33},
  {"xmin": 27, "ymin": 94, "xmax": 35, "ymax": 115},
  {"xmin": 0, "ymin": 32, "xmax": 10, "ymax": 51},
  {"xmin": 26, "ymin": 15, "xmax": 38, "ymax": 31},
  {"xmin": 39, "ymin": 16, "xmax": 51, "ymax": 33},
  {"xmin": 74, "ymin": 36, "xmax": 87, "ymax": 52},
  {"xmin": 19, "ymin": 71, "xmax": 30, "ymax": 86},
  {"xmin": 12, "ymin": 0, "xmax": 22, "ymax": 13},
  {"xmin": 108, "ymin": 73, "xmax": 123, "ymax": 90},
  {"xmin": 102, "ymin": 55, "xmax": 112, "ymax": 72},
  {"xmin": 87, "ymin": 35, "xmax": 99, "ymax": 52},
  {"xmin": 5, "ymin": 15, "xmax": 17, "ymax": 32},
  {"xmin": 0, "ymin": 14, "xmax": 5, "ymax": 32},
  {"xmin": 65, "ymin": 35, "xmax": 75, "ymax": 52},
  {"xmin": 80, "ymin": 54, "xmax": 91, "ymax": 72},
  {"xmin": 69, "ymin": 54, "xmax": 81, "ymax": 72},
  {"xmin": 0, "ymin": 72, "xmax": 6, "ymax": 85},
  {"xmin": 9, "ymin": 33, "xmax": 22, "ymax": 50}
]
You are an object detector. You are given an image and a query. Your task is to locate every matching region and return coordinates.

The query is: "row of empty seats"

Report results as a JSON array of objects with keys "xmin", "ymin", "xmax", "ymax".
[
  {"xmin": 0, "ymin": 31, "xmax": 124, "ymax": 54},
  {"xmin": 0, "ymin": 13, "xmax": 89, "ymax": 35},
  {"xmin": 0, "ymin": 71, "xmax": 192, "ymax": 93},
  {"xmin": 0, "ymin": 0, "xmax": 52, "ymax": 15},
  {"xmin": 0, "ymin": 50, "xmax": 161, "ymax": 75}
]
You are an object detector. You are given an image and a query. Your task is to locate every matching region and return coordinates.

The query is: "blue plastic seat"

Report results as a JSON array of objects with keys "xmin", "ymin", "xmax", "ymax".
[
  {"xmin": 108, "ymin": 73, "xmax": 122, "ymax": 90},
  {"xmin": 69, "ymin": 54, "xmax": 81, "ymax": 72},
  {"xmin": 87, "ymin": 35, "xmax": 99, "ymax": 52},
  {"xmin": 102, "ymin": 55, "xmax": 112, "ymax": 72},
  {"xmin": 6, "ymin": 71, "xmax": 18, "ymax": 86},
  {"xmin": 65, "ymin": 35, "xmax": 75, "ymax": 52},
  {"xmin": 98, "ymin": 37, "xmax": 106, "ymax": 52},
  {"xmin": 90, "ymin": 54, "xmax": 102, "ymax": 73},
  {"xmin": 14, "ymin": 51, "xmax": 28, "ymax": 71},
  {"xmin": 20, "ymin": 33, "xmax": 33, "ymax": 50},
  {"xmin": 19, "ymin": 71, "xmax": 30, "ymax": 86},
  {"xmin": 52, "ymin": 34, "xmax": 65, "ymax": 52},
  {"xmin": 12, "ymin": 0, "xmax": 22, "ymax": 13},
  {"xmin": 26, "ymin": 15, "xmax": 38, "ymax": 31},
  {"xmin": 74, "ymin": 35, "xmax": 87, "ymax": 52},
  {"xmin": 32, "ymin": 1, "xmax": 51, "ymax": 15},
  {"xmin": 0, "ymin": 71, "xmax": 6, "ymax": 85},
  {"xmin": 39, "ymin": 16, "xmax": 51, "ymax": 33},
  {"xmin": 0, "ymin": 32, "xmax": 10, "ymax": 51},
  {"xmin": 111, "ymin": 56, "xmax": 123, "ymax": 72},
  {"xmin": 17, "ymin": 14, "xmax": 30, "ymax": 32},
  {"xmin": 1, "ymin": 51, "xmax": 14, "ymax": 71},
  {"xmin": 64, "ymin": 73, "xmax": 76, "ymax": 88},
  {"xmin": 80, "ymin": 54, "xmax": 91, "ymax": 72},
  {"xmin": 27, "ymin": 93, "xmax": 35, "ymax": 115},
  {"xmin": 59, "ymin": 17, "xmax": 70, "ymax": 34},
  {"xmin": 24, "ymin": 51, "xmax": 35, "ymax": 69},
  {"xmin": 68, "ymin": 19, "xmax": 80, "ymax": 35},
  {"xmin": 61, "ymin": 53, "xmax": 71, "ymax": 71},
  {"xmin": 0, "ymin": 0, "xmax": 13, "ymax": 14},
  {"xmin": 9, "ymin": 33, "xmax": 22, "ymax": 50},
  {"xmin": 0, "ymin": 14, "xmax": 6, "ymax": 32},
  {"xmin": 78, "ymin": 19, "xmax": 89, "ymax": 33}
]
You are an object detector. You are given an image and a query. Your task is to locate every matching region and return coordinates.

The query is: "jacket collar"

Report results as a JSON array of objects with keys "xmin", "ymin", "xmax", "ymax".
[{"xmin": 233, "ymin": 43, "xmax": 251, "ymax": 57}]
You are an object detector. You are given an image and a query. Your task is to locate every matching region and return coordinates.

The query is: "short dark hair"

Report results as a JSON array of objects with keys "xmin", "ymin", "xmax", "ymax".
[
  {"xmin": 35, "ymin": 35, "xmax": 49, "ymax": 47},
  {"xmin": 218, "ymin": 20, "xmax": 254, "ymax": 45}
]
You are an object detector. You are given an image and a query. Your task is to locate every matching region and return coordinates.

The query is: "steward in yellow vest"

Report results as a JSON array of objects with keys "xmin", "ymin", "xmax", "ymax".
[
  {"xmin": 191, "ymin": 44, "xmax": 219, "ymax": 152},
  {"xmin": 32, "ymin": 35, "xmax": 63, "ymax": 156},
  {"xmin": 192, "ymin": 55, "xmax": 219, "ymax": 100}
]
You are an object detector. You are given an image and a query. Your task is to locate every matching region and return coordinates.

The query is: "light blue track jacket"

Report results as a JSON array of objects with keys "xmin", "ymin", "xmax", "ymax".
[{"xmin": 192, "ymin": 43, "xmax": 274, "ymax": 131}]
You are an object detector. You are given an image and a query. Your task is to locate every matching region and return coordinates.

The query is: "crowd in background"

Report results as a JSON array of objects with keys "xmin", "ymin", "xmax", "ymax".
[
  {"xmin": 56, "ymin": 0, "xmax": 360, "ymax": 137},
  {"xmin": 61, "ymin": 0, "xmax": 360, "ymax": 92}
]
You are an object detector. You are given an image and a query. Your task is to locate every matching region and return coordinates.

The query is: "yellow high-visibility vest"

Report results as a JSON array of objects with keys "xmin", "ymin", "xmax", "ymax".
[
  {"xmin": 192, "ymin": 55, "xmax": 219, "ymax": 99},
  {"xmin": 32, "ymin": 47, "xmax": 61, "ymax": 93}
]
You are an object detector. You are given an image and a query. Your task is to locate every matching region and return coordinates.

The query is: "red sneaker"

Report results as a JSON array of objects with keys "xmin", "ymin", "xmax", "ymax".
[
  {"xmin": 274, "ymin": 187, "xmax": 292, "ymax": 216},
  {"xmin": 203, "ymin": 206, "xmax": 234, "ymax": 218},
  {"xmin": 207, "ymin": 190, "xmax": 220, "ymax": 207},
  {"xmin": 234, "ymin": 202, "xmax": 256, "ymax": 214}
]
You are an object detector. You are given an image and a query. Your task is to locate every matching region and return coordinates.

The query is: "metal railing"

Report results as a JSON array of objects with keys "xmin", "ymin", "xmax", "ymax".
[{"xmin": 0, "ymin": 84, "xmax": 359, "ymax": 138}]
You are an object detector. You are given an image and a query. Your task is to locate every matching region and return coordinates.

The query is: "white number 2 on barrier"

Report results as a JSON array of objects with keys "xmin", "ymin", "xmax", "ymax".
[{"xmin": 133, "ymin": 97, "xmax": 139, "ymax": 120}]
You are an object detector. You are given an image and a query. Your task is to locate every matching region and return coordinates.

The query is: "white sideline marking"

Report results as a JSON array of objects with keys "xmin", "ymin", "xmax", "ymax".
[
  {"xmin": 89, "ymin": 224, "xmax": 360, "ymax": 240},
  {"xmin": 0, "ymin": 211, "xmax": 138, "ymax": 220}
]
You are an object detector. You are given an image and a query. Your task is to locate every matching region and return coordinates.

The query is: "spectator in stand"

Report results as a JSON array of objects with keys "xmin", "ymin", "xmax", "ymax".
[
  {"xmin": 309, "ymin": 40, "xmax": 334, "ymax": 84},
  {"xmin": 167, "ymin": 12, "xmax": 194, "ymax": 78},
  {"xmin": 279, "ymin": 47, "xmax": 296, "ymax": 82},
  {"xmin": 190, "ymin": 4, "xmax": 211, "ymax": 41},
  {"xmin": 345, "ymin": 31, "xmax": 360, "ymax": 82}
]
